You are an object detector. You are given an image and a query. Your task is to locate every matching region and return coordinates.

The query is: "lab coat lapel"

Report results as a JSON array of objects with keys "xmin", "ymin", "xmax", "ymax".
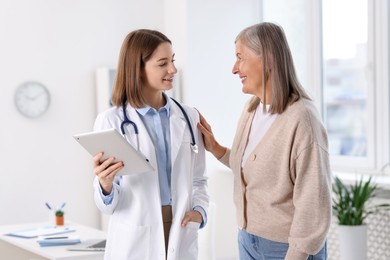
[{"xmin": 170, "ymin": 105, "xmax": 186, "ymax": 165}]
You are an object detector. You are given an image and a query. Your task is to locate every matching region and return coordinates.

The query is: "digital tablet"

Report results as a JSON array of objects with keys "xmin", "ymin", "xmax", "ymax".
[{"xmin": 73, "ymin": 128, "xmax": 154, "ymax": 176}]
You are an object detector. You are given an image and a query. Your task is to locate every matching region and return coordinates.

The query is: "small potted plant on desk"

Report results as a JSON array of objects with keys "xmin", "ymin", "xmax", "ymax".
[
  {"xmin": 332, "ymin": 176, "xmax": 390, "ymax": 260},
  {"xmin": 55, "ymin": 203, "xmax": 66, "ymax": 226},
  {"xmin": 55, "ymin": 209, "xmax": 64, "ymax": 226}
]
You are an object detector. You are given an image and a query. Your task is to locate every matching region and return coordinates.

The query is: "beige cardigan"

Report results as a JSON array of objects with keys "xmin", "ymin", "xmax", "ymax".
[{"xmin": 220, "ymin": 97, "xmax": 331, "ymax": 259}]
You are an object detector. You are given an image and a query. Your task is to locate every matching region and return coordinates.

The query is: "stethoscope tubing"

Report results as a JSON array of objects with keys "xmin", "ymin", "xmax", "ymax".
[{"xmin": 120, "ymin": 97, "xmax": 198, "ymax": 153}]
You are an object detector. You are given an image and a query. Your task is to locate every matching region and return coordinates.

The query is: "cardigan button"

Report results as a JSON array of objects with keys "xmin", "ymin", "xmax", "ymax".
[{"xmin": 250, "ymin": 154, "xmax": 256, "ymax": 161}]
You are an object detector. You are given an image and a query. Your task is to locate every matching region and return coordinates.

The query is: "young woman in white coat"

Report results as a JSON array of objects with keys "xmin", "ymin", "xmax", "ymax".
[{"xmin": 92, "ymin": 29, "xmax": 209, "ymax": 260}]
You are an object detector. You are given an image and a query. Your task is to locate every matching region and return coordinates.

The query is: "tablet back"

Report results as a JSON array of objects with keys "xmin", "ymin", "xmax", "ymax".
[{"xmin": 73, "ymin": 128, "xmax": 154, "ymax": 175}]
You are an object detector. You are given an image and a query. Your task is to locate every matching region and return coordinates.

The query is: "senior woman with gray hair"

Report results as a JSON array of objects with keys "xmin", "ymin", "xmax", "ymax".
[{"xmin": 198, "ymin": 22, "xmax": 331, "ymax": 259}]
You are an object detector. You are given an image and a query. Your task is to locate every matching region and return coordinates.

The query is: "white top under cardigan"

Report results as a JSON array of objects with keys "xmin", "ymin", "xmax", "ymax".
[{"xmin": 241, "ymin": 103, "xmax": 277, "ymax": 167}]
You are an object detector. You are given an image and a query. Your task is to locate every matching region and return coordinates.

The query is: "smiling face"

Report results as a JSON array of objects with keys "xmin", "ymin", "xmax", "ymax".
[
  {"xmin": 232, "ymin": 39, "xmax": 269, "ymax": 100},
  {"xmin": 142, "ymin": 42, "xmax": 177, "ymax": 94}
]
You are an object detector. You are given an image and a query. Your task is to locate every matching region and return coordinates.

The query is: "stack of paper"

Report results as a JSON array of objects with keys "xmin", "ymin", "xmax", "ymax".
[
  {"xmin": 37, "ymin": 235, "xmax": 81, "ymax": 247},
  {"xmin": 6, "ymin": 225, "xmax": 75, "ymax": 238}
]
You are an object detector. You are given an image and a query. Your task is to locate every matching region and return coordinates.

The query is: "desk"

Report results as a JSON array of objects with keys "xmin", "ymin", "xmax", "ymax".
[{"xmin": 0, "ymin": 222, "xmax": 106, "ymax": 260}]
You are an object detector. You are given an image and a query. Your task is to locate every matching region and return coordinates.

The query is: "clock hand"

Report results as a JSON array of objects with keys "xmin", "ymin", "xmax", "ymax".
[
  {"xmin": 26, "ymin": 91, "xmax": 45, "ymax": 100},
  {"xmin": 29, "ymin": 91, "xmax": 46, "ymax": 100},
  {"xmin": 22, "ymin": 93, "xmax": 35, "ymax": 100}
]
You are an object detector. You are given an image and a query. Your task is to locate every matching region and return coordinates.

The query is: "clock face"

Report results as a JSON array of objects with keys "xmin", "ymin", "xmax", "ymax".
[{"xmin": 14, "ymin": 82, "xmax": 51, "ymax": 118}]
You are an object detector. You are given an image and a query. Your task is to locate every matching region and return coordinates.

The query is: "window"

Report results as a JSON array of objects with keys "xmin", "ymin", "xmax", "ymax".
[
  {"xmin": 262, "ymin": 0, "xmax": 390, "ymax": 174},
  {"xmin": 321, "ymin": 0, "xmax": 389, "ymax": 172}
]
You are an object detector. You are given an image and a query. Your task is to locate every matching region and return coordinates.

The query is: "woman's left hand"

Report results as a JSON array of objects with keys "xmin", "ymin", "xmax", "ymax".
[{"xmin": 181, "ymin": 210, "xmax": 202, "ymax": 227}]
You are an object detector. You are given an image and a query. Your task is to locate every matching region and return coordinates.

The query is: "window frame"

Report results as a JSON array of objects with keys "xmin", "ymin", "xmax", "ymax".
[{"xmin": 308, "ymin": 0, "xmax": 390, "ymax": 174}]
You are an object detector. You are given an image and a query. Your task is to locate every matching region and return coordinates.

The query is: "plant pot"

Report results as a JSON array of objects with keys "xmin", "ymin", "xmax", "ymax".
[
  {"xmin": 56, "ymin": 215, "xmax": 64, "ymax": 226},
  {"xmin": 338, "ymin": 225, "xmax": 367, "ymax": 260}
]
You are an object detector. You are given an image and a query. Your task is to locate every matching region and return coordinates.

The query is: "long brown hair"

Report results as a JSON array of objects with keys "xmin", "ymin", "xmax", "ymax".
[
  {"xmin": 111, "ymin": 29, "xmax": 172, "ymax": 108},
  {"xmin": 235, "ymin": 22, "xmax": 310, "ymax": 113}
]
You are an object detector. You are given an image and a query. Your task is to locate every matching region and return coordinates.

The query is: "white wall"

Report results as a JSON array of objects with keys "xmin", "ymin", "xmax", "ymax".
[{"xmin": 0, "ymin": 0, "xmax": 164, "ymax": 227}]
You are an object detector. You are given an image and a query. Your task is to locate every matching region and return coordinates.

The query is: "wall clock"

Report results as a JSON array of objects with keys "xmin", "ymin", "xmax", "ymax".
[{"xmin": 14, "ymin": 81, "xmax": 51, "ymax": 118}]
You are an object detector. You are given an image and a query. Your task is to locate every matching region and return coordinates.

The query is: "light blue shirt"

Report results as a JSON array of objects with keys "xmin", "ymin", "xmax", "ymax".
[{"xmin": 136, "ymin": 97, "xmax": 172, "ymax": 205}]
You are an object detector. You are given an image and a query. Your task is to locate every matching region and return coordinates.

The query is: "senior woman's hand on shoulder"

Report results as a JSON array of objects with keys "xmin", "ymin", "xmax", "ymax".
[{"xmin": 196, "ymin": 110, "xmax": 227, "ymax": 159}]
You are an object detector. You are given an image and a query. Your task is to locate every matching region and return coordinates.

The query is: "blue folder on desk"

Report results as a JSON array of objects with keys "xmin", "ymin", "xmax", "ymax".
[
  {"xmin": 37, "ymin": 235, "xmax": 81, "ymax": 247},
  {"xmin": 6, "ymin": 226, "xmax": 75, "ymax": 239}
]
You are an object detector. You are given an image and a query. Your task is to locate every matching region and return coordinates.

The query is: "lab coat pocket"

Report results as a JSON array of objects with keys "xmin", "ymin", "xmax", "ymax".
[
  {"xmin": 179, "ymin": 221, "xmax": 200, "ymax": 260},
  {"xmin": 107, "ymin": 223, "xmax": 150, "ymax": 260}
]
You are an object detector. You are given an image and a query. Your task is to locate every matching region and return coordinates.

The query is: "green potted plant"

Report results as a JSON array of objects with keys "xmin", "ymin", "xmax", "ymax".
[
  {"xmin": 54, "ymin": 203, "xmax": 66, "ymax": 226},
  {"xmin": 332, "ymin": 176, "xmax": 389, "ymax": 260},
  {"xmin": 333, "ymin": 176, "xmax": 389, "ymax": 225},
  {"xmin": 55, "ymin": 209, "xmax": 64, "ymax": 226}
]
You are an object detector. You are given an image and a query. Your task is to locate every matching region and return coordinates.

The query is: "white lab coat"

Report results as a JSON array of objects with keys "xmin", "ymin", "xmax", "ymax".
[{"xmin": 92, "ymin": 100, "xmax": 209, "ymax": 260}]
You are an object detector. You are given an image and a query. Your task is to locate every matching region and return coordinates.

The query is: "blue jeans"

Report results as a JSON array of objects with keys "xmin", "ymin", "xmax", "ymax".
[{"xmin": 238, "ymin": 229, "xmax": 327, "ymax": 260}]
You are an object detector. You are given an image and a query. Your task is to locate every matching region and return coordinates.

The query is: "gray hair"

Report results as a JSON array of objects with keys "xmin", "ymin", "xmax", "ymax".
[{"xmin": 235, "ymin": 22, "xmax": 310, "ymax": 113}]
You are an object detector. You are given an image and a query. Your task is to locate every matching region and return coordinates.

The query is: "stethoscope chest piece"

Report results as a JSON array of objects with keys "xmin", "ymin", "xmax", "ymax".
[{"xmin": 191, "ymin": 144, "xmax": 198, "ymax": 154}]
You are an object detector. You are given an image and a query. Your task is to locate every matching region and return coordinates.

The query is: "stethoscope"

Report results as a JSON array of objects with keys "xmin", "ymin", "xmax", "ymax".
[{"xmin": 120, "ymin": 97, "xmax": 198, "ymax": 154}]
